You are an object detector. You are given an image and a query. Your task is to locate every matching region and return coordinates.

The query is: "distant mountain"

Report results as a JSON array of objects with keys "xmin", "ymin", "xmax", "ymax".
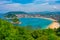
[
  {"xmin": 4, "ymin": 11, "xmax": 28, "ymax": 18},
  {"xmin": 4, "ymin": 11, "xmax": 60, "ymax": 15},
  {"xmin": 5, "ymin": 11, "xmax": 28, "ymax": 14},
  {"xmin": 29, "ymin": 11, "xmax": 60, "ymax": 15}
]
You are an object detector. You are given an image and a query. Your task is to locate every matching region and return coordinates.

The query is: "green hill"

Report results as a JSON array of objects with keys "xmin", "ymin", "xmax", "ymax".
[
  {"xmin": 4, "ymin": 11, "xmax": 28, "ymax": 18},
  {"xmin": 5, "ymin": 11, "xmax": 28, "ymax": 14},
  {"xmin": 0, "ymin": 19, "xmax": 60, "ymax": 40}
]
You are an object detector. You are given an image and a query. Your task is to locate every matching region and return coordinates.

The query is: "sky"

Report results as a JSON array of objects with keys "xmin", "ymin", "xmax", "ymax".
[{"xmin": 0, "ymin": 0, "xmax": 60, "ymax": 13}]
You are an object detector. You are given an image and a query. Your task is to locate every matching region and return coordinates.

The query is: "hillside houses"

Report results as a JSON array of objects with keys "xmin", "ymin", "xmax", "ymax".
[{"xmin": 16, "ymin": 14, "xmax": 41, "ymax": 18}]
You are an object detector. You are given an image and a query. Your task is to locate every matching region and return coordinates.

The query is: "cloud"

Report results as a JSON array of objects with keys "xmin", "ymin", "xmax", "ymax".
[
  {"xmin": 0, "ymin": 3, "xmax": 60, "ymax": 13},
  {"xmin": 34, "ymin": 0, "xmax": 60, "ymax": 5},
  {"xmin": 0, "ymin": 0, "xmax": 60, "ymax": 13}
]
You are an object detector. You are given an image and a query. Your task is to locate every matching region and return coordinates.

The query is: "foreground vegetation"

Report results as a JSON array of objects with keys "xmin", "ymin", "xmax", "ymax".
[{"xmin": 0, "ymin": 19, "xmax": 60, "ymax": 40}]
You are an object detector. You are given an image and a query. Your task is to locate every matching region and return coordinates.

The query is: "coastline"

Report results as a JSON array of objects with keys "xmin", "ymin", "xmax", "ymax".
[
  {"xmin": 39, "ymin": 17, "xmax": 59, "ymax": 29},
  {"xmin": 13, "ymin": 17, "xmax": 60, "ymax": 29},
  {"xmin": 47, "ymin": 21, "xmax": 60, "ymax": 29},
  {"xmin": 46, "ymin": 18, "xmax": 60, "ymax": 29},
  {"xmin": 34, "ymin": 17, "xmax": 60, "ymax": 29},
  {"xmin": 19, "ymin": 17, "xmax": 60, "ymax": 29}
]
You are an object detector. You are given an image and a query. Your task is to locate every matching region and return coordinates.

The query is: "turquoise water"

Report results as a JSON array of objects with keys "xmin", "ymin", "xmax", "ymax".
[
  {"xmin": 18, "ymin": 18, "xmax": 53, "ymax": 29},
  {"xmin": 0, "ymin": 15, "xmax": 53, "ymax": 29}
]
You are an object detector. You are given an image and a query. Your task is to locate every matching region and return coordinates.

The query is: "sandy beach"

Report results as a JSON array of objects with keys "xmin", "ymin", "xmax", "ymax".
[
  {"xmin": 48, "ymin": 21, "xmax": 60, "ymax": 29},
  {"xmin": 37, "ymin": 17, "xmax": 60, "ymax": 29}
]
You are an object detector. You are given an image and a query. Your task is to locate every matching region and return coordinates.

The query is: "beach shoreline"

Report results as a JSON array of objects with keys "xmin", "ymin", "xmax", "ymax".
[
  {"xmin": 18, "ymin": 17, "xmax": 60, "ymax": 29},
  {"xmin": 34, "ymin": 17, "xmax": 60, "ymax": 29},
  {"xmin": 47, "ymin": 21, "xmax": 60, "ymax": 29},
  {"xmin": 39, "ymin": 17, "xmax": 59, "ymax": 29},
  {"xmin": 45, "ymin": 18, "xmax": 60, "ymax": 29}
]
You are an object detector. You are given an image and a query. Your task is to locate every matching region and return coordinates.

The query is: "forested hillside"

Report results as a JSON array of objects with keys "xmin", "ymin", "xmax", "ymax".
[{"xmin": 0, "ymin": 19, "xmax": 60, "ymax": 40}]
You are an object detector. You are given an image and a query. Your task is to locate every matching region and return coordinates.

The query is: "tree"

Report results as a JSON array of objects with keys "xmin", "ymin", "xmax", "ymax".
[
  {"xmin": 0, "ymin": 19, "xmax": 60, "ymax": 40},
  {"xmin": 56, "ymin": 27, "xmax": 60, "ymax": 36}
]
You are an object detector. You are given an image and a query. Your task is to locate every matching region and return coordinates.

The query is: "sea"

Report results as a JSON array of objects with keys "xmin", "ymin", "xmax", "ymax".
[
  {"xmin": 0, "ymin": 14, "xmax": 53, "ymax": 29},
  {"xmin": 17, "ymin": 18, "xmax": 53, "ymax": 29}
]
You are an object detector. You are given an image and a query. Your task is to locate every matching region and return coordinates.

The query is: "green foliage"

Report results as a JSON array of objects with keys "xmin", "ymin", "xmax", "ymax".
[
  {"xmin": 12, "ymin": 17, "xmax": 19, "ymax": 22},
  {"xmin": 55, "ymin": 27, "xmax": 60, "ymax": 36},
  {"xmin": 0, "ymin": 19, "xmax": 60, "ymax": 40},
  {"xmin": 4, "ymin": 13, "xmax": 17, "ymax": 18},
  {"xmin": 58, "ymin": 20, "xmax": 60, "ymax": 24}
]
